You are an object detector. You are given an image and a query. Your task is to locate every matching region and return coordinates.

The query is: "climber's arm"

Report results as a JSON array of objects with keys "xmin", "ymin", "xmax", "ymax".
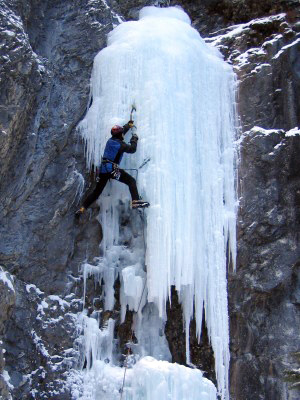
[{"xmin": 122, "ymin": 133, "xmax": 138, "ymax": 154}]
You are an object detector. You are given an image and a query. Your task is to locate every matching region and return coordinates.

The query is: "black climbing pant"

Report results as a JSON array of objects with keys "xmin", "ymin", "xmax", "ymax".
[{"xmin": 83, "ymin": 169, "xmax": 139, "ymax": 209}]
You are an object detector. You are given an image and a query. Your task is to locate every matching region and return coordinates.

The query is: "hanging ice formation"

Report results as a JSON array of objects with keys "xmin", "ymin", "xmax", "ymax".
[{"xmin": 77, "ymin": 6, "xmax": 237, "ymax": 400}]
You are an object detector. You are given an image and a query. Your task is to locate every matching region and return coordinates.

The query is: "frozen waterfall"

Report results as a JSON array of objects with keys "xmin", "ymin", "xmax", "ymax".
[{"xmin": 76, "ymin": 6, "xmax": 237, "ymax": 400}]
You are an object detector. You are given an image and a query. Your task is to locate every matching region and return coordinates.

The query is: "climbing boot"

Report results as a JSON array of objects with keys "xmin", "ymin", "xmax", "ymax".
[
  {"xmin": 75, "ymin": 206, "xmax": 85, "ymax": 217},
  {"xmin": 131, "ymin": 200, "xmax": 150, "ymax": 209}
]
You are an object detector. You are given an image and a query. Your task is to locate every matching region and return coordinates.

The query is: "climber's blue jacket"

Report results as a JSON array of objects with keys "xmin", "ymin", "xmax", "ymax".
[{"xmin": 100, "ymin": 123, "xmax": 138, "ymax": 173}]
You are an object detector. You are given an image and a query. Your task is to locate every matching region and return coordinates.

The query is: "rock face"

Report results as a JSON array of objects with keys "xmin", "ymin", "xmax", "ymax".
[
  {"xmin": 0, "ymin": 0, "xmax": 110, "ymax": 293},
  {"xmin": 172, "ymin": 0, "xmax": 299, "ymax": 36},
  {"xmin": 204, "ymin": 9, "xmax": 300, "ymax": 399},
  {"xmin": 230, "ymin": 126, "xmax": 300, "ymax": 400},
  {"xmin": 4, "ymin": 281, "xmax": 81, "ymax": 399},
  {"xmin": 207, "ymin": 13, "xmax": 300, "ymax": 131},
  {"xmin": 0, "ymin": 0, "xmax": 115, "ymax": 398},
  {"xmin": 0, "ymin": 0, "xmax": 299, "ymax": 399}
]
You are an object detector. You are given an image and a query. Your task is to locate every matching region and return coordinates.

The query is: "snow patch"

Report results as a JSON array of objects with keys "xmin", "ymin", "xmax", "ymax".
[
  {"xmin": 273, "ymin": 37, "xmax": 300, "ymax": 60},
  {"xmin": 0, "ymin": 268, "xmax": 14, "ymax": 292},
  {"xmin": 2, "ymin": 30, "xmax": 16, "ymax": 37},
  {"xmin": 250, "ymin": 63, "xmax": 271, "ymax": 74},
  {"xmin": 47, "ymin": 295, "xmax": 70, "ymax": 310},
  {"xmin": 2, "ymin": 369, "xmax": 14, "ymax": 390},
  {"xmin": 37, "ymin": 300, "xmax": 49, "ymax": 315},
  {"xmin": 251, "ymin": 126, "xmax": 283, "ymax": 136},
  {"xmin": 26, "ymin": 283, "xmax": 44, "ymax": 295},
  {"xmin": 207, "ymin": 14, "xmax": 285, "ymax": 48},
  {"xmin": 31, "ymin": 330, "xmax": 49, "ymax": 358},
  {"xmin": 286, "ymin": 127, "xmax": 300, "ymax": 137}
]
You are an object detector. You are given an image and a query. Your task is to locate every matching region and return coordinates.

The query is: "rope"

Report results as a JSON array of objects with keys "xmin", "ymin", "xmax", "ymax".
[
  {"xmin": 100, "ymin": 157, "xmax": 151, "ymax": 182},
  {"xmin": 123, "ymin": 157, "xmax": 150, "ymax": 181},
  {"xmin": 119, "ymin": 209, "xmax": 147, "ymax": 399}
]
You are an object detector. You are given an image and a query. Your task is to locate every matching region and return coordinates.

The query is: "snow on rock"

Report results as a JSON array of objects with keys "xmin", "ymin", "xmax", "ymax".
[
  {"xmin": 0, "ymin": 267, "xmax": 15, "ymax": 400},
  {"xmin": 205, "ymin": 12, "xmax": 299, "ymax": 78},
  {"xmin": 0, "ymin": 370, "xmax": 13, "ymax": 400},
  {"xmin": 250, "ymin": 126, "xmax": 285, "ymax": 136},
  {"xmin": 31, "ymin": 330, "xmax": 50, "ymax": 358},
  {"xmin": 37, "ymin": 300, "xmax": 49, "ymax": 315},
  {"xmin": 1, "ymin": 280, "xmax": 82, "ymax": 398},
  {"xmin": 273, "ymin": 37, "xmax": 300, "ymax": 60},
  {"xmin": 207, "ymin": 13, "xmax": 286, "ymax": 48},
  {"xmin": 2, "ymin": 369, "xmax": 14, "ymax": 390},
  {"xmin": 242, "ymin": 126, "xmax": 300, "ymax": 161},
  {"xmin": 206, "ymin": 12, "xmax": 299, "ymax": 132},
  {"xmin": 0, "ymin": 267, "xmax": 14, "ymax": 293},
  {"xmin": 47, "ymin": 295, "xmax": 70, "ymax": 310},
  {"xmin": 286, "ymin": 127, "xmax": 300, "ymax": 137},
  {"xmin": 26, "ymin": 283, "xmax": 44, "ymax": 295},
  {"xmin": 78, "ymin": 6, "xmax": 237, "ymax": 399}
]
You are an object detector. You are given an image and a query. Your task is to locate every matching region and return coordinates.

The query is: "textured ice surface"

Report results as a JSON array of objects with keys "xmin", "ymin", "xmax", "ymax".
[
  {"xmin": 77, "ymin": 356, "xmax": 216, "ymax": 400},
  {"xmin": 78, "ymin": 6, "xmax": 237, "ymax": 399}
]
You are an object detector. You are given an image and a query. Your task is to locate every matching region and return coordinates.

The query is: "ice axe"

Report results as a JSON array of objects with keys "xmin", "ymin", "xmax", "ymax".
[
  {"xmin": 129, "ymin": 104, "xmax": 137, "ymax": 129},
  {"xmin": 130, "ymin": 104, "xmax": 136, "ymax": 121}
]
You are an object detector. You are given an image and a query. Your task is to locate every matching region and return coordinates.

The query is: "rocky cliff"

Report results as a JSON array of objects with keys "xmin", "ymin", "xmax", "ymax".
[{"xmin": 0, "ymin": 0, "xmax": 299, "ymax": 399}]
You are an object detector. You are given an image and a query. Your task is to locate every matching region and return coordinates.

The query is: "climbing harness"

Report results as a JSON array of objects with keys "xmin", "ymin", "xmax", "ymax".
[
  {"xmin": 101, "ymin": 156, "xmax": 151, "ymax": 182},
  {"xmin": 111, "ymin": 165, "xmax": 121, "ymax": 180},
  {"xmin": 112, "ymin": 168, "xmax": 121, "ymax": 180},
  {"xmin": 101, "ymin": 157, "xmax": 121, "ymax": 180},
  {"xmin": 101, "ymin": 157, "xmax": 119, "ymax": 170}
]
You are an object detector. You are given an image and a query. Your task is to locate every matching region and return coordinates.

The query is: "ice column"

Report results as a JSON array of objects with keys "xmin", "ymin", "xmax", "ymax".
[{"xmin": 79, "ymin": 6, "xmax": 237, "ymax": 399}]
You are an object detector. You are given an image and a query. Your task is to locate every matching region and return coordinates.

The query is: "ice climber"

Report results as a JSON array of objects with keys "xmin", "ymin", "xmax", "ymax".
[{"xmin": 75, "ymin": 120, "xmax": 150, "ymax": 216}]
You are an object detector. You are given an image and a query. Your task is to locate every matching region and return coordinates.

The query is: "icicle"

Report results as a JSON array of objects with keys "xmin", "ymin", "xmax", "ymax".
[
  {"xmin": 78, "ymin": 6, "xmax": 237, "ymax": 399},
  {"xmin": 81, "ymin": 315, "xmax": 115, "ymax": 369}
]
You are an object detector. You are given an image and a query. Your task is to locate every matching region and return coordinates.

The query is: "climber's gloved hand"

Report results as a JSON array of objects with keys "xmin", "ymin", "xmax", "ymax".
[
  {"xmin": 128, "ymin": 120, "xmax": 134, "ymax": 128},
  {"xmin": 131, "ymin": 133, "xmax": 138, "ymax": 141}
]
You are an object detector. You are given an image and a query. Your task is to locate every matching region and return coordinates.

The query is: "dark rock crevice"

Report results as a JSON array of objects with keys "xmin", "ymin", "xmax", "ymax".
[{"xmin": 165, "ymin": 286, "xmax": 216, "ymax": 385}]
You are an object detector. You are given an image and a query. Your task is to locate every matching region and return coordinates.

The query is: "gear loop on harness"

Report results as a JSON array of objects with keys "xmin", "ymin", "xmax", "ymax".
[
  {"xmin": 100, "ymin": 157, "xmax": 151, "ymax": 182},
  {"xmin": 101, "ymin": 157, "xmax": 122, "ymax": 180}
]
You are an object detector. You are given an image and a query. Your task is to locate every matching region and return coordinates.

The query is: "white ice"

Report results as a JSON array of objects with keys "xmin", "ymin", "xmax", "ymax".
[
  {"xmin": 78, "ymin": 5, "xmax": 237, "ymax": 400},
  {"xmin": 78, "ymin": 356, "xmax": 216, "ymax": 400}
]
